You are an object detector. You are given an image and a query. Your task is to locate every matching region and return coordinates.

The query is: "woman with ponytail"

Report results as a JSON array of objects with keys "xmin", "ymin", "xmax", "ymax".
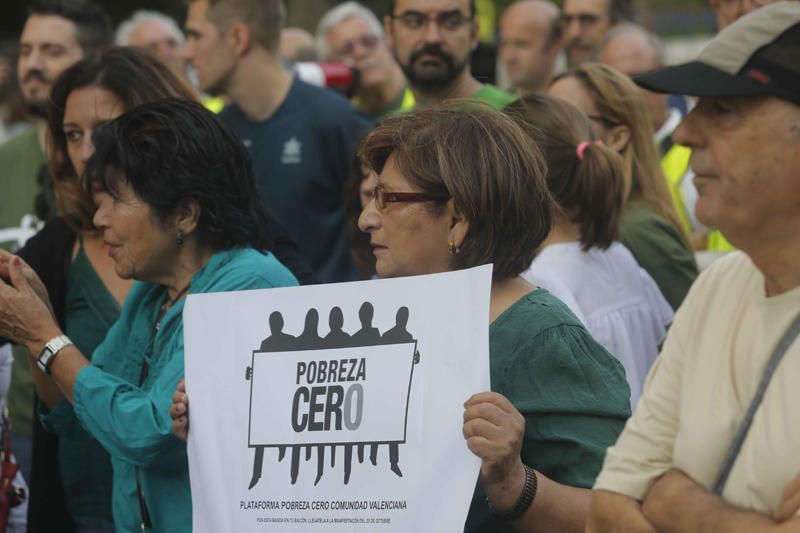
[{"xmin": 507, "ymin": 94, "xmax": 673, "ymax": 407}]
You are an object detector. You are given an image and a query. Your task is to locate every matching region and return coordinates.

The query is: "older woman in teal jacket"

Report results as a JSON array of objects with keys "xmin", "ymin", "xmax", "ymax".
[{"xmin": 0, "ymin": 99, "xmax": 298, "ymax": 531}]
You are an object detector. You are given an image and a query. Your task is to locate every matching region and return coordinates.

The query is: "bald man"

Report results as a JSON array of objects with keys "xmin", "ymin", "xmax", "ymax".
[
  {"xmin": 499, "ymin": 0, "xmax": 563, "ymax": 94},
  {"xmin": 597, "ymin": 24, "xmax": 667, "ymax": 132},
  {"xmin": 280, "ymin": 27, "xmax": 317, "ymax": 62}
]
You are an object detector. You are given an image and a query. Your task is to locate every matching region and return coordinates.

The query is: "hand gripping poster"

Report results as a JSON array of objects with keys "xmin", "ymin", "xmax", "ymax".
[{"xmin": 183, "ymin": 265, "xmax": 492, "ymax": 532}]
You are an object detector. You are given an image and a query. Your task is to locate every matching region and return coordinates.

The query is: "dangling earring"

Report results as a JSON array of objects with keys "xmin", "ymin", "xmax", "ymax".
[
  {"xmin": 176, "ymin": 229, "xmax": 185, "ymax": 246},
  {"xmin": 449, "ymin": 241, "xmax": 460, "ymax": 255}
]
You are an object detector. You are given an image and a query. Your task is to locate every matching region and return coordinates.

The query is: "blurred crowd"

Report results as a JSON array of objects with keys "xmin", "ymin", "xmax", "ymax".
[{"xmin": 0, "ymin": 0, "xmax": 798, "ymax": 531}]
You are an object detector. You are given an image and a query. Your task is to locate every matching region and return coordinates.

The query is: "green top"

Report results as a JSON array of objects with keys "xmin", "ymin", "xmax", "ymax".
[
  {"xmin": 0, "ymin": 125, "xmax": 46, "ymax": 439},
  {"xmin": 44, "ymin": 248, "xmax": 298, "ymax": 532},
  {"xmin": 464, "ymin": 289, "xmax": 631, "ymax": 533},
  {"xmin": 470, "ymin": 84, "xmax": 516, "ymax": 110},
  {"xmin": 43, "ymin": 242, "xmax": 120, "ymax": 526},
  {"xmin": 619, "ymin": 200, "xmax": 699, "ymax": 310},
  {"xmin": 0, "ymin": 125, "xmax": 45, "ymax": 250}
]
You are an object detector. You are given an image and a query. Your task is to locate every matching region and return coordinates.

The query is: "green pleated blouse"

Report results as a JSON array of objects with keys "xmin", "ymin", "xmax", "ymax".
[{"xmin": 464, "ymin": 289, "xmax": 631, "ymax": 533}]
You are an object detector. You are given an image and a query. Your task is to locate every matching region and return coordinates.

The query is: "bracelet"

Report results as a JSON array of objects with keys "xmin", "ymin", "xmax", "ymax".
[{"xmin": 491, "ymin": 464, "xmax": 538, "ymax": 522}]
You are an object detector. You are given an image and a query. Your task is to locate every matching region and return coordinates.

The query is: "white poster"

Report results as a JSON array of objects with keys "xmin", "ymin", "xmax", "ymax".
[{"xmin": 183, "ymin": 265, "xmax": 492, "ymax": 532}]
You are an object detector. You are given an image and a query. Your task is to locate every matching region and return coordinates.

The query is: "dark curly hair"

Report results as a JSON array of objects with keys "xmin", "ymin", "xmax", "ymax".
[{"xmin": 85, "ymin": 98, "xmax": 272, "ymax": 251}]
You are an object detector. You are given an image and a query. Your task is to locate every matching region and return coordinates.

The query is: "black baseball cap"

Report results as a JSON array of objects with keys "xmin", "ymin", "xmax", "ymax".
[{"xmin": 634, "ymin": 2, "xmax": 800, "ymax": 106}]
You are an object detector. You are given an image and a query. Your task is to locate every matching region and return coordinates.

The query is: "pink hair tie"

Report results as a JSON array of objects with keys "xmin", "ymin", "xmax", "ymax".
[
  {"xmin": 576, "ymin": 141, "xmax": 591, "ymax": 160},
  {"xmin": 576, "ymin": 139, "xmax": 603, "ymax": 161}
]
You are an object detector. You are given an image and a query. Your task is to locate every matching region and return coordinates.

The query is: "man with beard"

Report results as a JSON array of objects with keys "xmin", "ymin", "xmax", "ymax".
[
  {"xmin": 385, "ymin": 0, "xmax": 515, "ymax": 109},
  {"xmin": 0, "ymin": 0, "xmax": 111, "ymax": 488},
  {"xmin": 317, "ymin": 2, "xmax": 414, "ymax": 118},
  {"xmin": 0, "ymin": 0, "xmax": 111, "ymax": 253},
  {"xmin": 183, "ymin": 0, "xmax": 370, "ymax": 284},
  {"xmin": 562, "ymin": 0, "xmax": 636, "ymax": 67}
]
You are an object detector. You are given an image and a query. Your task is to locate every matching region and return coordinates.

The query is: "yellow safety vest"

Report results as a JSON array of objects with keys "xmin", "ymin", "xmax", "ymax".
[{"xmin": 203, "ymin": 96, "xmax": 226, "ymax": 114}]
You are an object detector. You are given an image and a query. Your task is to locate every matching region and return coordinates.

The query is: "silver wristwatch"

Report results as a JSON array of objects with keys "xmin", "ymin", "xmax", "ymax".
[{"xmin": 36, "ymin": 335, "xmax": 73, "ymax": 375}]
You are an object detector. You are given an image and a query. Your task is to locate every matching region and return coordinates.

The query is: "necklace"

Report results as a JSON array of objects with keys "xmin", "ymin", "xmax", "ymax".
[{"xmin": 155, "ymin": 282, "xmax": 192, "ymax": 333}]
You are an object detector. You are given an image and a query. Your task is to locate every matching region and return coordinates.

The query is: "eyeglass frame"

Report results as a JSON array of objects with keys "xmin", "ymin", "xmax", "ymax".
[
  {"xmin": 389, "ymin": 9, "xmax": 475, "ymax": 32},
  {"xmin": 371, "ymin": 184, "xmax": 449, "ymax": 210}
]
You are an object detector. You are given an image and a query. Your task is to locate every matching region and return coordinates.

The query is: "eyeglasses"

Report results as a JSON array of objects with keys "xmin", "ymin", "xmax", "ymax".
[
  {"xmin": 332, "ymin": 34, "xmax": 380, "ymax": 58},
  {"xmin": 390, "ymin": 10, "xmax": 474, "ymax": 32},
  {"xmin": 561, "ymin": 12, "xmax": 602, "ymax": 27},
  {"xmin": 587, "ymin": 114, "xmax": 621, "ymax": 129},
  {"xmin": 371, "ymin": 184, "xmax": 449, "ymax": 210}
]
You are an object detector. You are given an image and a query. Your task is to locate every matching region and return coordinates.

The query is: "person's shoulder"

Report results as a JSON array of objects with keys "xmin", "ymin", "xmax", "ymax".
[
  {"xmin": 494, "ymin": 289, "xmax": 585, "ymax": 336},
  {"xmin": 692, "ymin": 251, "xmax": 756, "ymax": 293},
  {"xmin": 621, "ymin": 201, "xmax": 691, "ymax": 252},
  {"xmin": 473, "ymin": 84, "xmax": 516, "ymax": 109},
  {"xmin": 204, "ymin": 247, "xmax": 299, "ymax": 290},
  {"xmin": 623, "ymin": 200, "xmax": 670, "ymax": 226},
  {"xmin": 217, "ymin": 102, "xmax": 244, "ymax": 124},
  {"xmin": 493, "ymin": 289, "xmax": 630, "ymax": 403},
  {"xmin": 290, "ymin": 79, "xmax": 371, "ymax": 123},
  {"xmin": 0, "ymin": 125, "xmax": 39, "ymax": 160},
  {"xmin": 17, "ymin": 216, "xmax": 74, "ymax": 264}
]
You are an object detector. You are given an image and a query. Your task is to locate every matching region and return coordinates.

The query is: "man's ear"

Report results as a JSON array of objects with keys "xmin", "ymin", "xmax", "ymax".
[
  {"xmin": 605, "ymin": 124, "xmax": 632, "ymax": 153},
  {"xmin": 447, "ymin": 199, "xmax": 470, "ymax": 250},
  {"xmin": 228, "ymin": 21, "xmax": 252, "ymax": 56}
]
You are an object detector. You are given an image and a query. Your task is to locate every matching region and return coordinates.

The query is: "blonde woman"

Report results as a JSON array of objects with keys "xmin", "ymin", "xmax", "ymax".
[{"xmin": 549, "ymin": 63, "xmax": 698, "ymax": 309}]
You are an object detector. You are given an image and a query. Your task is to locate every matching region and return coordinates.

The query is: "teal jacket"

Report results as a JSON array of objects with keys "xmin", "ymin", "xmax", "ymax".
[{"xmin": 45, "ymin": 248, "xmax": 298, "ymax": 532}]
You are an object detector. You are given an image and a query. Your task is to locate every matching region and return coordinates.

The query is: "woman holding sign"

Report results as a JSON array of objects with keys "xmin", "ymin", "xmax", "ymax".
[
  {"xmin": 355, "ymin": 106, "xmax": 631, "ymax": 532},
  {"xmin": 0, "ymin": 99, "xmax": 298, "ymax": 531}
]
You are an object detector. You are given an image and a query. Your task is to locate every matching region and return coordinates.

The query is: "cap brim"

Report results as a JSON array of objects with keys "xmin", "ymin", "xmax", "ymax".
[{"xmin": 634, "ymin": 61, "xmax": 774, "ymax": 98}]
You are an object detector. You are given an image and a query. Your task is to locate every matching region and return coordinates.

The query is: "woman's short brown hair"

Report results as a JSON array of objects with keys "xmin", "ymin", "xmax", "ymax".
[
  {"xmin": 47, "ymin": 46, "xmax": 197, "ymax": 233},
  {"xmin": 358, "ymin": 104, "xmax": 553, "ymax": 280}
]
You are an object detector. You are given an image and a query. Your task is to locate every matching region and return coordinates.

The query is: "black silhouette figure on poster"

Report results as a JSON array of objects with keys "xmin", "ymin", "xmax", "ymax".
[
  {"xmin": 245, "ymin": 303, "xmax": 420, "ymax": 489},
  {"xmin": 297, "ymin": 308, "xmax": 324, "ymax": 350},
  {"xmin": 381, "ymin": 307, "xmax": 413, "ymax": 343},
  {"xmin": 351, "ymin": 302, "xmax": 381, "ymax": 344},
  {"xmin": 259, "ymin": 311, "xmax": 296, "ymax": 351},
  {"xmin": 324, "ymin": 307, "xmax": 351, "ymax": 348}
]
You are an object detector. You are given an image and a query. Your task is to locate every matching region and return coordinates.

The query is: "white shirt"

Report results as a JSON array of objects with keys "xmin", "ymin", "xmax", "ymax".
[
  {"xmin": 522, "ymin": 242, "xmax": 674, "ymax": 407},
  {"xmin": 595, "ymin": 252, "xmax": 800, "ymax": 515}
]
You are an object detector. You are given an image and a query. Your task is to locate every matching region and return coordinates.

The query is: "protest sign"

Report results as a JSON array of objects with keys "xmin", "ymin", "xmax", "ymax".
[{"xmin": 183, "ymin": 265, "xmax": 491, "ymax": 532}]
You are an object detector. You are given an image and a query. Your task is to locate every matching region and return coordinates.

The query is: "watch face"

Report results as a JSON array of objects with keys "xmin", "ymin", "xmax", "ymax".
[{"xmin": 37, "ymin": 348, "xmax": 54, "ymax": 374}]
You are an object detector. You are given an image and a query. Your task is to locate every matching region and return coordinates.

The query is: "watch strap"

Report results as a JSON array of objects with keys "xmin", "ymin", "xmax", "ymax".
[{"xmin": 36, "ymin": 335, "xmax": 73, "ymax": 375}]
